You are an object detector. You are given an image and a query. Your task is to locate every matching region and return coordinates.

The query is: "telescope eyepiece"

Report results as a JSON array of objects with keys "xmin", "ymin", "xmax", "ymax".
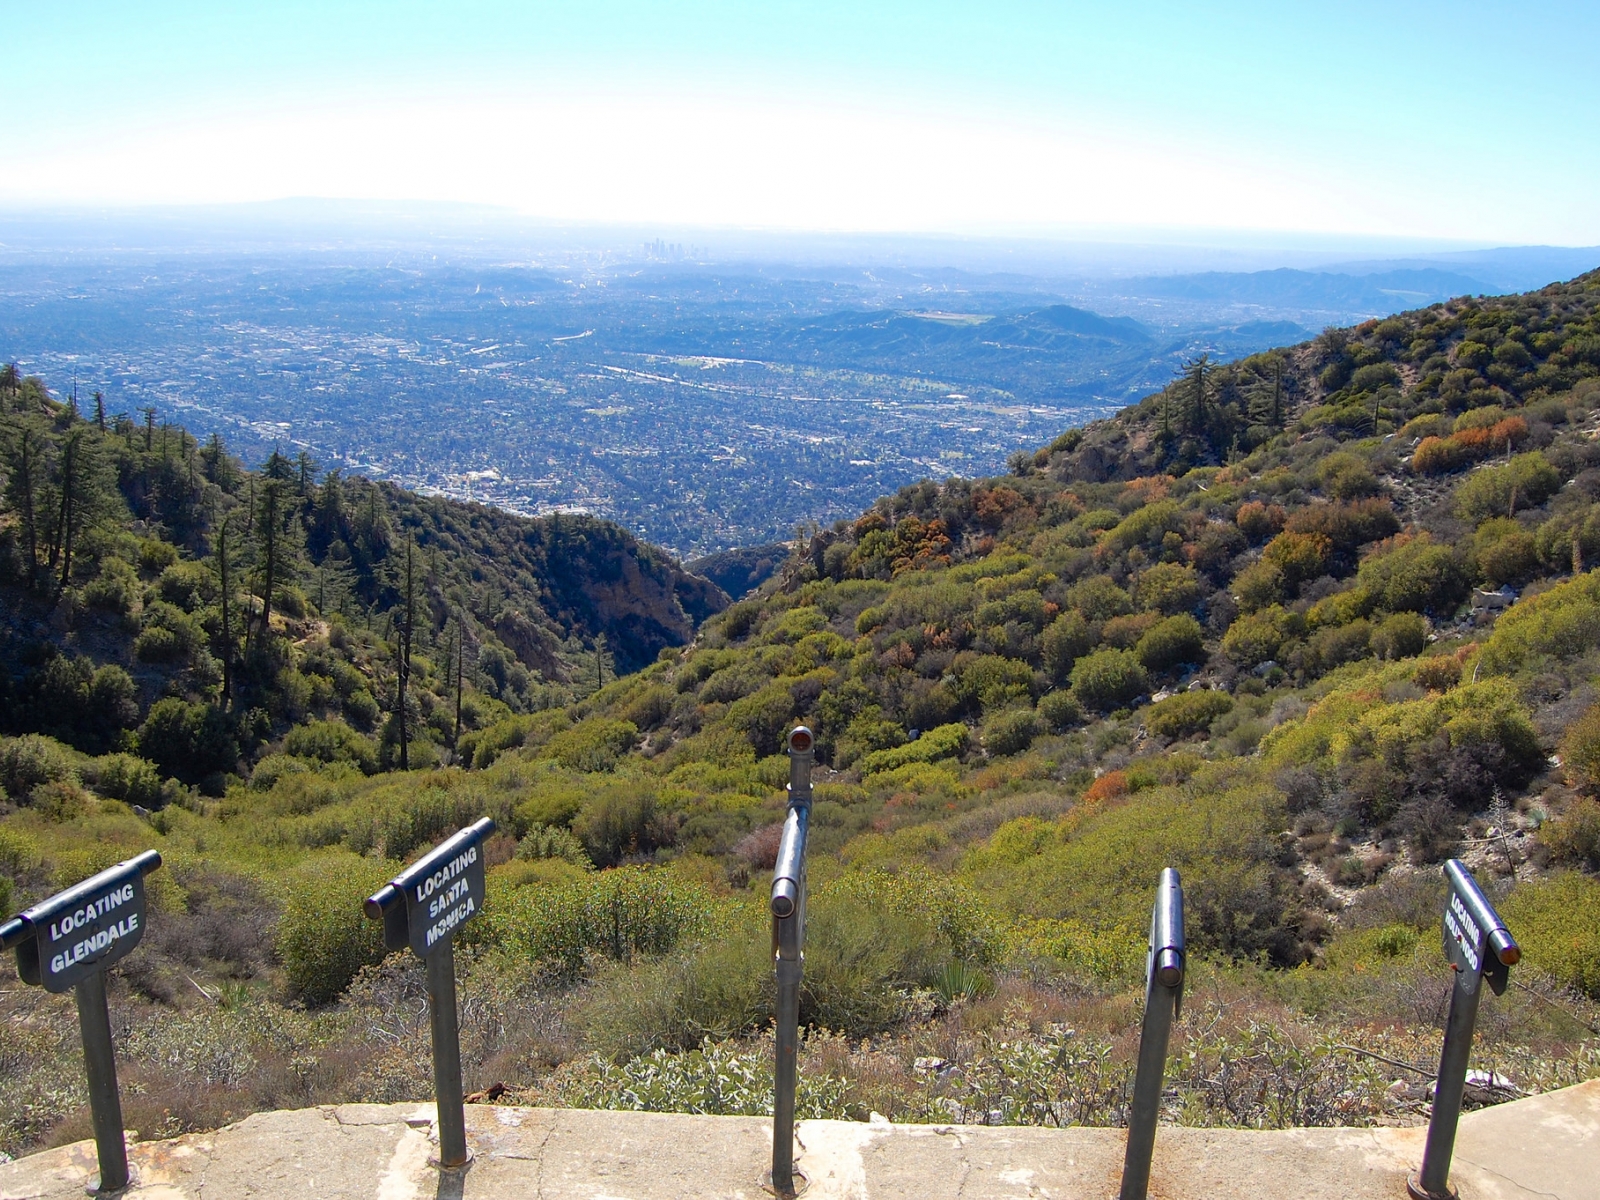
[
  {"xmin": 0, "ymin": 916, "xmax": 27, "ymax": 953},
  {"xmin": 787, "ymin": 726, "xmax": 813, "ymax": 754},
  {"xmin": 1490, "ymin": 929, "xmax": 1520, "ymax": 966},
  {"xmin": 364, "ymin": 884, "xmax": 401, "ymax": 921},
  {"xmin": 1154, "ymin": 948, "xmax": 1183, "ymax": 988},
  {"xmin": 771, "ymin": 878, "xmax": 798, "ymax": 918}
]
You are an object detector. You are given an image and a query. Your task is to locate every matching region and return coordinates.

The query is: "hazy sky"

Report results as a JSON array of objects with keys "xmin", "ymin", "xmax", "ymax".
[{"xmin": 4, "ymin": 1, "xmax": 1597, "ymax": 243}]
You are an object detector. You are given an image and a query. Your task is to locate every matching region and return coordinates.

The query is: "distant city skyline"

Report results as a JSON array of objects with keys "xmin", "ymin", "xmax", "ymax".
[{"xmin": 2, "ymin": 2, "xmax": 1597, "ymax": 244}]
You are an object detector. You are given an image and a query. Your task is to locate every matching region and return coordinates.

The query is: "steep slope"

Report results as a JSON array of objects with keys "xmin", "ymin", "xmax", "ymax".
[
  {"xmin": 686, "ymin": 542, "xmax": 790, "ymax": 599},
  {"xmin": 0, "ymin": 372, "xmax": 727, "ymax": 788}
]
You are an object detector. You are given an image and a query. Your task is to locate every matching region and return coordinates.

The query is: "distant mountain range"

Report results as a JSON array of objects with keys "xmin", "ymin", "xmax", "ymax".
[
  {"xmin": 1060, "ymin": 251, "xmax": 1598, "ymax": 328},
  {"xmin": 1316, "ymin": 244, "xmax": 1600, "ymax": 294},
  {"xmin": 1106, "ymin": 267, "xmax": 1489, "ymax": 309}
]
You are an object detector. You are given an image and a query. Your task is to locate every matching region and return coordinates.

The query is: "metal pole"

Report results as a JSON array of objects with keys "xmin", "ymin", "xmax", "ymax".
[
  {"xmin": 74, "ymin": 970, "xmax": 128, "ymax": 1193},
  {"xmin": 771, "ymin": 727, "xmax": 813, "ymax": 1197},
  {"xmin": 772, "ymin": 943, "xmax": 802, "ymax": 1194},
  {"xmin": 1120, "ymin": 868, "xmax": 1183, "ymax": 1200},
  {"xmin": 426, "ymin": 939, "xmax": 469, "ymax": 1168},
  {"xmin": 1412, "ymin": 972, "xmax": 1484, "ymax": 1200},
  {"xmin": 1120, "ymin": 972, "xmax": 1176, "ymax": 1200}
]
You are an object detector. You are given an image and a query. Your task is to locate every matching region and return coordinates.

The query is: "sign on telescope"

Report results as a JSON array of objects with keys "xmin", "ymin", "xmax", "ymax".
[{"xmin": 5, "ymin": 851, "xmax": 159, "ymax": 993}]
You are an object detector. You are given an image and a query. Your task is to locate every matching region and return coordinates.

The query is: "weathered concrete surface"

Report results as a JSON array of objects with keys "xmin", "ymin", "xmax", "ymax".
[{"xmin": 1, "ymin": 1080, "xmax": 1594, "ymax": 1200}]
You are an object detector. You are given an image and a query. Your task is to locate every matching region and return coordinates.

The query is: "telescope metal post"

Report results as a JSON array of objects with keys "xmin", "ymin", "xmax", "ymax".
[
  {"xmin": 1409, "ymin": 860, "xmax": 1519, "ymax": 1200},
  {"xmin": 772, "ymin": 937, "xmax": 803, "ymax": 1193},
  {"xmin": 1413, "ymin": 970, "xmax": 1482, "ymax": 1199},
  {"xmin": 365, "ymin": 819, "xmax": 494, "ymax": 1173},
  {"xmin": 1119, "ymin": 868, "xmax": 1184, "ymax": 1200},
  {"xmin": 426, "ymin": 937, "xmax": 469, "ymax": 1168},
  {"xmin": 771, "ymin": 726, "xmax": 814, "ymax": 1197},
  {"xmin": 3, "ymin": 851, "xmax": 162, "ymax": 1196},
  {"xmin": 74, "ymin": 969, "xmax": 129, "ymax": 1193}
]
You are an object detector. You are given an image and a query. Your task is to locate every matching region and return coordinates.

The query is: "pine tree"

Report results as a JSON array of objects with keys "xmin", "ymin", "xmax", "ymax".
[
  {"xmin": 214, "ymin": 511, "xmax": 237, "ymax": 705},
  {"xmin": 453, "ymin": 619, "xmax": 466, "ymax": 752},
  {"xmin": 1247, "ymin": 357, "xmax": 1288, "ymax": 430},
  {"xmin": 3, "ymin": 423, "xmax": 46, "ymax": 584},
  {"xmin": 295, "ymin": 451, "xmax": 318, "ymax": 497},
  {"xmin": 312, "ymin": 558, "xmax": 356, "ymax": 616},
  {"xmin": 395, "ymin": 541, "xmax": 416, "ymax": 770},
  {"xmin": 255, "ymin": 478, "xmax": 285, "ymax": 644},
  {"xmin": 262, "ymin": 448, "xmax": 295, "ymax": 482},
  {"xmin": 309, "ymin": 469, "xmax": 348, "ymax": 557},
  {"xmin": 49, "ymin": 428, "xmax": 92, "ymax": 593},
  {"xmin": 1181, "ymin": 354, "xmax": 1212, "ymax": 434}
]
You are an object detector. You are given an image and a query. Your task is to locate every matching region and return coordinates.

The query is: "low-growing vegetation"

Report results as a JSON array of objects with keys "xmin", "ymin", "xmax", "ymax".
[{"xmin": 4, "ymin": 274, "xmax": 1600, "ymax": 1155}]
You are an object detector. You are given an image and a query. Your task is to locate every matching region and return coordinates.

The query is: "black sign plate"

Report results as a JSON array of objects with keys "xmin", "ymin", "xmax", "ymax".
[
  {"xmin": 12, "ymin": 855, "xmax": 156, "ymax": 993},
  {"xmin": 1440, "ymin": 859, "xmax": 1517, "ymax": 996},
  {"xmin": 389, "ymin": 821, "xmax": 490, "ymax": 958}
]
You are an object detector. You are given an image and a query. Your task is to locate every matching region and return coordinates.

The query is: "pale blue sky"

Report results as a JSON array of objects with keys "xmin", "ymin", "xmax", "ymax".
[{"xmin": 3, "ymin": 2, "xmax": 1597, "ymax": 242}]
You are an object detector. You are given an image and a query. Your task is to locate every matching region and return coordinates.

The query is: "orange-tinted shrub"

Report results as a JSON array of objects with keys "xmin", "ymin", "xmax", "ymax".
[
  {"xmin": 1083, "ymin": 770, "xmax": 1130, "ymax": 804},
  {"xmin": 1412, "ymin": 417, "xmax": 1527, "ymax": 475},
  {"xmin": 1236, "ymin": 501, "xmax": 1287, "ymax": 542},
  {"xmin": 973, "ymin": 486, "xmax": 1028, "ymax": 528}
]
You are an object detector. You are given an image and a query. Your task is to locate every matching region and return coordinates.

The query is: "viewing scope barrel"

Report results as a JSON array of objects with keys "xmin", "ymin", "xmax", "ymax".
[
  {"xmin": 1444, "ymin": 859, "xmax": 1520, "ymax": 967},
  {"xmin": 0, "ymin": 915, "xmax": 28, "ymax": 953},
  {"xmin": 770, "ymin": 818, "xmax": 805, "ymax": 918},
  {"xmin": 770, "ymin": 727, "xmax": 814, "ymax": 920},
  {"xmin": 1151, "ymin": 866, "xmax": 1185, "ymax": 988}
]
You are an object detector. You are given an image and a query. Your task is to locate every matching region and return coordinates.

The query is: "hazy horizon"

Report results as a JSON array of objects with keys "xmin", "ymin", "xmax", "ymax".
[
  {"xmin": 6, "ymin": 3, "xmax": 1598, "ymax": 244},
  {"xmin": 4, "ymin": 199, "xmax": 1597, "ymax": 287}
]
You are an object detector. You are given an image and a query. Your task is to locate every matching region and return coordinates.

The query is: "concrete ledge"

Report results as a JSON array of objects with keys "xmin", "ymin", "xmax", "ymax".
[{"xmin": 1, "ymin": 1080, "xmax": 1593, "ymax": 1200}]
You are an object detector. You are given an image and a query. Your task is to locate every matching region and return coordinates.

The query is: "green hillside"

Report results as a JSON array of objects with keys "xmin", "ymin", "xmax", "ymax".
[
  {"xmin": 0, "ymin": 372, "xmax": 726, "ymax": 791},
  {"xmin": 3, "ymin": 274, "xmax": 1600, "ymax": 1153}
]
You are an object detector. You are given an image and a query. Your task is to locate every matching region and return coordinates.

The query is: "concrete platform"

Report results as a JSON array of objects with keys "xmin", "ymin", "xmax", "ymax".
[{"xmin": 1, "ymin": 1080, "xmax": 1594, "ymax": 1200}]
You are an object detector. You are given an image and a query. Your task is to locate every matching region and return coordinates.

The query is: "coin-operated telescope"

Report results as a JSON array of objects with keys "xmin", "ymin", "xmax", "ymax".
[
  {"xmin": 1408, "ymin": 860, "xmax": 1519, "ymax": 1200},
  {"xmin": 1119, "ymin": 867, "xmax": 1185, "ymax": 1200},
  {"xmin": 769, "ymin": 726, "xmax": 814, "ymax": 1197},
  {"xmin": 365, "ymin": 817, "xmax": 495, "ymax": 1170},
  {"xmin": 2, "ymin": 850, "xmax": 164, "ymax": 1193}
]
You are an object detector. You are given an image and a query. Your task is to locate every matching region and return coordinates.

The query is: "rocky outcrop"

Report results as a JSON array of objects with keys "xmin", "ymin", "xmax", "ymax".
[{"xmin": 2, "ymin": 1083, "xmax": 1594, "ymax": 1200}]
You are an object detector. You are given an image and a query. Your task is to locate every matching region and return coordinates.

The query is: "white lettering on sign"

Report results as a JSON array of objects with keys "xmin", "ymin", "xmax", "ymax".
[
  {"xmin": 429, "ymin": 876, "xmax": 473, "ymax": 919},
  {"xmin": 412, "ymin": 846, "xmax": 479, "ymax": 904},
  {"xmin": 48, "ymin": 912, "xmax": 140, "ymax": 975},
  {"xmin": 1447, "ymin": 892, "xmax": 1482, "ymax": 973},
  {"xmin": 46, "ymin": 883, "xmax": 135, "ymax": 942},
  {"xmin": 425, "ymin": 896, "xmax": 476, "ymax": 949}
]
